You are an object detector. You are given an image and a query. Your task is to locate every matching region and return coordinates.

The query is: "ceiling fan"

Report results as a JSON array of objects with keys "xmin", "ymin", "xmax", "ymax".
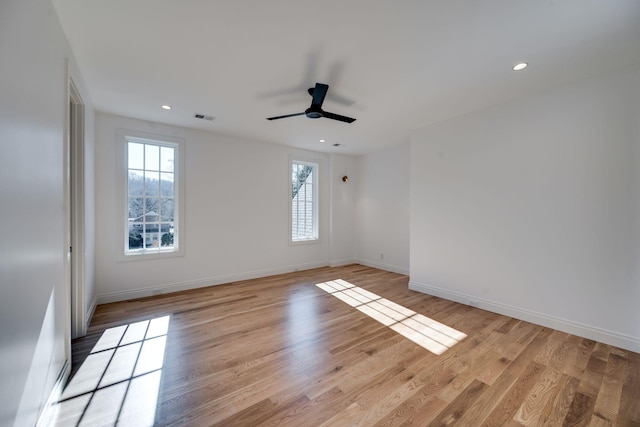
[{"xmin": 266, "ymin": 83, "xmax": 356, "ymax": 123}]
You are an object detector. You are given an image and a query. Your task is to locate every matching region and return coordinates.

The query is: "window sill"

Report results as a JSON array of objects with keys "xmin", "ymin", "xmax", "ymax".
[
  {"xmin": 290, "ymin": 238, "xmax": 320, "ymax": 246},
  {"xmin": 117, "ymin": 248, "xmax": 184, "ymax": 262}
]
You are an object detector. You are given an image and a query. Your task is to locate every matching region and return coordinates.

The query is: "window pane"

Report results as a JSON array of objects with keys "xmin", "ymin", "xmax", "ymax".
[
  {"xmin": 145, "ymin": 145, "xmax": 160, "ymax": 171},
  {"xmin": 160, "ymin": 146, "xmax": 174, "ymax": 172},
  {"xmin": 160, "ymin": 224, "xmax": 174, "ymax": 247},
  {"xmin": 160, "ymin": 233, "xmax": 174, "ymax": 247},
  {"xmin": 128, "ymin": 170, "xmax": 144, "ymax": 196},
  {"xmin": 129, "ymin": 228, "xmax": 143, "ymax": 250},
  {"xmin": 128, "ymin": 198, "xmax": 144, "ymax": 219},
  {"xmin": 160, "ymin": 173, "xmax": 174, "ymax": 196},
  {"xmin": 145, "ymin": 171, "xmax": 160, "ymax": 196},
  {"xmin": 128, "ymin": 143, "xmax": 144, "ymax": 169},
  {"xmin": 144, "ymin": 224, "xmax": 160, "ymax": 248},
  {"xmin": 144, "ymin": 198, "xmax": 159, "ymax": 217},
  {"xmin": 160, "ymin": 199, "xmax": 174, "ymax": 222}
]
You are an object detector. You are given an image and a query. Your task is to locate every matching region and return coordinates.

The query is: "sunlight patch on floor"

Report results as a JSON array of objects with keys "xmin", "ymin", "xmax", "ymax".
[
  {"xmin": 316, "ymin": 280, "xmax": 466, "ymax": 355},
  {"xmin": 53, "ymin": 316, "xmax": 170, "ymax": 427}
]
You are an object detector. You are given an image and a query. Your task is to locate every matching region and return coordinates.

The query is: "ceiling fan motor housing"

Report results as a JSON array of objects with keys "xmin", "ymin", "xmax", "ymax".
[{"xmin": 305, "ymin": 106, "xmax": 323, "ymax": 119}]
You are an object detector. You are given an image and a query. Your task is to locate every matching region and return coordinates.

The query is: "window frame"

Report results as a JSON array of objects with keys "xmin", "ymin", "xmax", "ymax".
[
  {"xmin": 117, "ymin": 130, "xmax": 185, "ymax": 261},
  {"xmin": 289, "ymin": 157, "xmax": 319, "ymax": 244}
]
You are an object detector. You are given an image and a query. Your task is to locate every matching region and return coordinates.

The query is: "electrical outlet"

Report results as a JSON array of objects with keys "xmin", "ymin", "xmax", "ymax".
[
  {"xmin": 380, "ymin": 253, "xmax": 384, "ymax": 260},
  {"xmin": 468, "ymin": 300, "xmax": 479, "ymax": 308}
]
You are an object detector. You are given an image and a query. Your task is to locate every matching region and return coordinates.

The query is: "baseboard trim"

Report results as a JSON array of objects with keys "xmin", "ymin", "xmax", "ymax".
[
  {"xmin": 96, "ymin": 261, "xmax": 330, "ymax": 304},
  {"xmin": 408, "ymin": 280, "xmax": 640, "ymax": 353},
  {"xmin": 36, "ymin": 360, "xmax": 69, "ymax": 427},
  {"xmin": 86, "ymin": 295, "xmax": 97, "ymax": 331},
  {"xmin": 356, "ymin": 259, "xmax": 409, "ymax": 276},
  {"xmin": 329, "ymin": 258, "xmax": 357, "ymax": 268}
]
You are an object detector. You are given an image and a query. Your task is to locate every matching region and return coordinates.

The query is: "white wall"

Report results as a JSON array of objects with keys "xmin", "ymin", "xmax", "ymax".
[
  {"xmin": 409, "ymin": 64, "xmax": 640, "ymax": 351},
  {"xmin": 95, "ymin": 113, "xmax": 357, "ymax": 302},
  {"xmin": 0, "ymin": 0, "xmax": 95, "ymax": 425},
  {"xmin": 355, "ymin": 143, "xmax": 410, "ymax": 274}
]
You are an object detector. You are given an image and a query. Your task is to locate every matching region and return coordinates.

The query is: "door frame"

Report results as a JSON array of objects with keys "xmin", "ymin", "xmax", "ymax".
[{"xmin": 68, "ymin": 76, "xmax": 87, "ymax": 339}]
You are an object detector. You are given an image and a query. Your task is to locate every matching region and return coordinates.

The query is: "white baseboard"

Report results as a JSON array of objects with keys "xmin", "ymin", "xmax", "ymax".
[
  {"xmin": 96, "ymin": 260, "xmax": 330, "ymax": 304},
  {"xmin": 86, "ymin": 295, "xmax": 97, "ymax": 330},
  {"xmin": 329, "ymin": 258, "xmax": 357, "ymax": 267},
  {"xmin": 36, "ymin": 361, "xmax": 69, "ymax": 427},
  {"xmin": 356, "ymin": 258, "xmax": 409, "ymax": 276},
  {"xmin": 409, "ymin": 280, "xmax": 640, "ymax": 353}
]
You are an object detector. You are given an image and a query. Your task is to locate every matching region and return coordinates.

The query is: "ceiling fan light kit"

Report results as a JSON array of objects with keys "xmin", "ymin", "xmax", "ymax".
[{"xmin": 266, "ymin": 83, "xmax": 356, "ymax": 123}]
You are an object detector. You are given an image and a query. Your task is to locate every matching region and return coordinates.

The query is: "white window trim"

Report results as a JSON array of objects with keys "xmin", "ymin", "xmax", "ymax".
[
  {"xmin": 116, "ymin": 129, "xmax": 185, "ymax": 262},
  {"xmin": 289, "ymin": 157, "xmax": 319, "ymax": 245}
]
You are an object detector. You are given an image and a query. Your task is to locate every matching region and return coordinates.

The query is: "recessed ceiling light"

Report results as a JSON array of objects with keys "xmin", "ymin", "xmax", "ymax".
[
  {"xmin": 319, "ymin": 139, "xmax": 325, "ymax": 143},
  {"xmin": 513, "ymin": 62, "xmax": 528, "ymax": 71},
  {"xmin": 161, "ymin": 105, "xmax": 172, "ymax": 110}
]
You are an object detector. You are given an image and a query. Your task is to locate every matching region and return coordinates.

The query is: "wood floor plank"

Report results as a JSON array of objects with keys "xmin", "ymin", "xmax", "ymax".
[
  {"xmin": 618, "ymin": 350, "xmax": 640, "ymax": 425},
  {"xmin": 476, "ymin": 324, "xmax": 545, "ymax": 386},
  {"xmin": 316, "ymin": 366, "xmax": 414, "ymax": 426},
  {"xmin": 591, "ymin": 352, "xmax": 627, "ymax": 425},
  {"xmin": 455, "ymin": 329, "xmax": 550, "ymax": 426},
  {"xmin": 563, "ymin": 337, "xmax": 596, "ymax": 380},
  {"xmin": 539, "ymin": 374, "xmax": 580, "ymax": 425},
  {"xmin": 428, "ymin": 379, "xmax": 487, "ymax": 426},
  {"xmin": 577, "ymin": 342, "xmax": 610, "ymax": 399},
  {"xmin": 563, "ymin": 392, "xmax": 596, "ymax": 426},
  {"xmin": 533, "ymin": 330, "xmax": 569, "ymax": 366},
  {"xmin": 513, "ymin": 335, "xmax": 576, "ymax": 426},
  {"xmin": 480, "ymin": 361, "xmax": 546, "ymax": 426},
  {"xmin": 373, "ymin": 368, "xmax": 456, "ymax": 427},
  {"xmin": 588, "ymin": 414, "xmax": 612, "ymax": 427},
  {"xmin": 261, "ymin": 386, "xmax": 345, "ymax": 427},
  {"xmin": 513, "ymin": 365, "xmax": 563, "ymax": 426},
  {"xmin": 58, "ymin": 265, "xmax": 640, "ymax": 427}
]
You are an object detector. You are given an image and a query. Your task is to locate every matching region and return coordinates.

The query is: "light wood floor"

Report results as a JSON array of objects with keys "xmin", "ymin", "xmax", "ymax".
[{"xmin": 66, "ymin": 265, "xmax": 640, "ymax": 426}]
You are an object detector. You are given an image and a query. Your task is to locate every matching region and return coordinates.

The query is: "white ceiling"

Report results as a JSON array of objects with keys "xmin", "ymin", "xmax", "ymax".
[{"xmin": 52, "ymin": 0, "xmax": 640, "ymax": 155}]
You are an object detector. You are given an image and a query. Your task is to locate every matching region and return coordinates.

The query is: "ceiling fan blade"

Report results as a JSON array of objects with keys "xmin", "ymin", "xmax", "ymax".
[
  {"xmin": 323, "ymin": 111, "xmax": 356, "ymax": 123},
  {"xmin": 311, "ymin": 83, "xmax": 329, "ymax": 107},
  {"xmin": 266, "ymin": 112, "xmax": 305, "ymax": 120}
]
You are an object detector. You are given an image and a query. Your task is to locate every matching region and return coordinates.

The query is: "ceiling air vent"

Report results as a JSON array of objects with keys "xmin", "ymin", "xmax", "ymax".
[{"xmin": 194, "ymin": 113, "xmax": 214, "ymax": 121}]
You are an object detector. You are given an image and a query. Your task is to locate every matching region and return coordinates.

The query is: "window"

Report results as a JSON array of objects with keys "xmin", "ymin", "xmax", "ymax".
[
  {"xmin": 120, "ymin": 131, "xmax": 183, "ymax": 259},
  {"xmin": 290, "ymin": 160, "xmax": 318, "ymax": 242}
]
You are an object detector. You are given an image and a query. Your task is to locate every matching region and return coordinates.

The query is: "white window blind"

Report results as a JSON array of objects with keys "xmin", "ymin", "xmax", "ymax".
[{"xmin": 291, "ymin": 160, "xmax": 318, "ymax": 242}]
